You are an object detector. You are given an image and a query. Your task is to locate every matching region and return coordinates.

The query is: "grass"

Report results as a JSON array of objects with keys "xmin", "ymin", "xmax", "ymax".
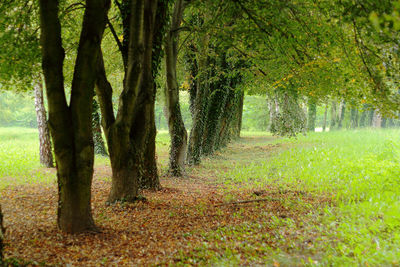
[
  {"xmin": 0, "ymin": 127, "xmax": 171, "ymax": 189},
  {"xmin": 2, "ymin": 127, "xmax": 400, "ymax": 265},
  {"xmin": 189, "ymin": 128, "xmax": 400, "ymax": 265}
]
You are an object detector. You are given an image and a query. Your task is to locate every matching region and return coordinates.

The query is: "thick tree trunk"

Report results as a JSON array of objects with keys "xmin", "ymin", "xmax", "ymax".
[
  {"xmin": 164, "ymin": 0, "xmax": 188, "ymax": 176},
  {"xmin": 92, "ymin": 99, "xmax": 108, "ymax": 156},
  {"xmin": 39, "ymin": 0, "xmax": 109, "ymax": 233},
  {"xmin": 307, "ymin": 97, "xmax": 317, "ymax": 132},
  {"xmin": 0, "ymin": 205, "xmax": 4, "ymax": 263},
  {"xmin": 96, "ymin": 0, "xmax": 166, "ymax": 200},
  {"xmin": 34, "ymin": 77, "xmax": 54, "ymax": 167}
]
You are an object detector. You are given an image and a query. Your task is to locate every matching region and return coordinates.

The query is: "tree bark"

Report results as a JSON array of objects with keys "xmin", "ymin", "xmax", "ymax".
[
  {"xmin": 34, "ymin": 77, "xmax": 54, "ymax": 167},
  {"xmin": 350, "ymin": 107, "xmax": 359, "ymax": 128},
  {"xmin": 164, "ymin": 0, "xmax": 188, "ymax": 176},
  {"xmin": 39, "ymin": 0, "xmax": 109, "ymax": 233},
  {"xmin": 92, "ymin": 99, "xmax": 108, "ymax": 156},
  {"xmin": 307, "ymin": 97, "xmax": 317, "ymax": 132},
  {"xmin": 330, "ymin": 101, "xmax": 337, "ymax": 130},
  {"xmin": 337, "ymin": 100, "xmax": 346, "ymax": 129},
  {"xmin": 96, "ymin": 0, "xmax": 167, "ymax": 201},
  {"xmin": 322, "ymin": 104, "xmax": 328, "ymax": 131},
  {"xmin": 187, "ymin": 35, "xmax": 210, "ymax": 165}
]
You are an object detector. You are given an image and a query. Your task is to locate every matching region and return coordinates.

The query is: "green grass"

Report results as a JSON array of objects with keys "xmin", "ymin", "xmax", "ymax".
[
  {"xmin": 3, "ymin": 127, "xmax": 400, "ymax": 265},
  {"xmin": 0, "ymin": 127, "xmax": 171, "ymax": 189},
  {"xmin": 0, "ymin": 127, "xmax": 52, "ymax": 189},
  {"xmin": 212, "ymin": 128, "xmax": 400, "ymax": 265}
]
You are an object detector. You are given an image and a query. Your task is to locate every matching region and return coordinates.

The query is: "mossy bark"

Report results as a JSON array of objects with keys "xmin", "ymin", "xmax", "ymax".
[
  {"xmin": 96, "ymin": 0, "xmax": 166, "ymax": 200},
  {"xmin": 164, "ymin": 0, "xmax": 188, "ymax": 176}
]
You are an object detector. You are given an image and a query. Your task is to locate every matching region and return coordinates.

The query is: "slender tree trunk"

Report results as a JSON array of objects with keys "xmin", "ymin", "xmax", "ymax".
[
  {"xmin": 330, "ymin": 101, "xmax": 337, "ymax": 130},
  {"xmin": 34, "ymin": 77, "xmax": 54, "ymax": 167},
  {"xmin": 235, "ymin": 91, "xmax": 244, "ymax": 138},
  {"xmin": 39, "ymin": 0, "xmax": 109, "ymax": 233},
  {"xmin": 322, "ymin": 104, "xmax": 328, "ymax": 131},
  {"xmin": 307, "ymin": 97, "xmax": 317, "ymax": 132},
  {"xmin": 92, "ymin": 99, "xmax": 108, "ymax": 156},
  {"xmin": 350, "ymin": 107, "xmax": 359, "ymax": 128},
  {"xmin": 164, "ymin": 0, "xmax": 188, "ymax": 176},
  {"xmin": 338, "ymin": 101, "xmax": 346, "ymax": 129},
  {"xmin": 0, "ymin": 205, "xmax": 4, "ymax": 263},
  {"xmin": 368, "ymin": 109, "xmax": 375, "ymax": 127}
]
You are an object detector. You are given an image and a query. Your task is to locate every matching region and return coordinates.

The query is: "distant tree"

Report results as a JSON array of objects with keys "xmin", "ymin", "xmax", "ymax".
[
  {"xmin": 34, "ymin": 77, "xmax": 54, "ymax": 167},
  {"xmin": 0, "ymin": 1, "xmax": 54, "ymax": 167},
  {"xmin": 164, "ymin": 0, "xmax": 188, "ymax": 176},
  {"xmin": 307, "ymin": 98, "xmax": 317, "ymax": 132}
]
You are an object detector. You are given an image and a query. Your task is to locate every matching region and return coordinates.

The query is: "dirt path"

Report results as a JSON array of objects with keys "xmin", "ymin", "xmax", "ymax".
[{"xmin": 2, "ymin": 136, "xmax": 328, "ymax": 266}]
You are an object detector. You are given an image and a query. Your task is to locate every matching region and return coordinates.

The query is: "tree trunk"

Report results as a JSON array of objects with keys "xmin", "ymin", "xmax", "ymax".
[
  {"xmin": 350, "ymin": 107, "xmax": 359, "ymax": 128},
  {"xmin": 234, "ymin": 91, "xmax": 244, "ymax": 138},
  {"xmin": 96, "ymin": 0, "xmax": 167, "ymax": 201},
  {"xmin": 164, "ymin": 0, "xmax": 188, "ymax": 176},
  {"xmin": 337, "ymin": 100, "xmax": 346, "ymax": 129},
  {"xmin": 92, "ymin": 99, "xmax": 108, "ymax": 156},
  {"xmin": 322, "ymin": 104, "xmax": 328, "ymax": 131},
  {"xmin": 39, "ymin": 0, "xmax": 109, "ymax": 233},
  {"xmin": 368, "ymin": 109, "xmax": 375, "ymax": 127},
  {"xmin": 307, "ymin": 97, "xmax": 317, "ymax": 132},
  {"xmin": 330, "ymin": 101, "xmax": 337, "ymax": 130},
  {"xmin": 0, "ymin": 205, "xmax": 4, "ymax": 263},
  {"xmin": 187, "ymin": 35, "xmax": 210, "ymax": 165},
  {"xmin": 34, "ymin": 77, "xmax": 54, "ymax": 167}
]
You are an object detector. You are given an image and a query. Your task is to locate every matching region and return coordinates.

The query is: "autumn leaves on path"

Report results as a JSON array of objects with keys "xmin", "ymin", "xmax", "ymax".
[{"xmin": 2, "ymin": 136, "xmax": 328, "ymax": 266}]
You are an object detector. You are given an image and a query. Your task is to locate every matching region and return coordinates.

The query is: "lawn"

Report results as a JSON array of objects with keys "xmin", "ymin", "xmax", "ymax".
[{"xmin": 1, "ymin": 127, "xmax": 399, "ymax": 266}]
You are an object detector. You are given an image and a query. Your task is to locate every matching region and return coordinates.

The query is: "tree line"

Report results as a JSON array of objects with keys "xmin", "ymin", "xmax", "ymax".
[{"xmin": 1, "ymin": 1, "xmax": 400, "ymax": 261}]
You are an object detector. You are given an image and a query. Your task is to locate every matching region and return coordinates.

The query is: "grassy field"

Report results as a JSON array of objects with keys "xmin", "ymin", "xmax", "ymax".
[{"xmin": 1, "ymin": 127, "xmax": 400, "ymax": 265}]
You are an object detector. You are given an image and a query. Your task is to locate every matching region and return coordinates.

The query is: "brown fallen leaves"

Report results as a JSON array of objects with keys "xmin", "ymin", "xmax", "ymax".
[
  {"xmin": 1, "ymin": 175, "xmax": 330, "ymax": 266},
  {"xmin": 1, "ymin": 138, "xmax": 331, "ymax": 266}
]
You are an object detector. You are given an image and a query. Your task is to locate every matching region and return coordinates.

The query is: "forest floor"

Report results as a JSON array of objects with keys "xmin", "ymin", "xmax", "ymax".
[{"xmin": 1, "ymin": 128, "xmax": 400, "ymax": 266}]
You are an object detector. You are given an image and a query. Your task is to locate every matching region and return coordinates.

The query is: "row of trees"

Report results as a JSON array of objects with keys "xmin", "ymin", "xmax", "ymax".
[{"xmin": 0, "ymin": 0, "xmax": 399, "ymax": 239}]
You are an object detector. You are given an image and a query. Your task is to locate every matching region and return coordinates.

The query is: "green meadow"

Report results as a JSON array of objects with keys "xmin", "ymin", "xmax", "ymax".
[{"xmin": 1, "ymin": 127, "xmax": 400, "ymax": 265}]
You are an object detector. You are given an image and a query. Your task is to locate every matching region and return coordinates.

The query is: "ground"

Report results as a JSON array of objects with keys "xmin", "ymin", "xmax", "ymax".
[{"xmin": 1, "ymin": 129, "xmax": 400, "ymax": 266}]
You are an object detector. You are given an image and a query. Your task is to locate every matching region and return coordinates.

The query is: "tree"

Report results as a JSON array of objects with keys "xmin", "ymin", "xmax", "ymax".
[
  {"xmin": 307, "ymin": 97, "xmax": 317, "ymax": 132},
  {"xmin": 92, "ymin": 99, "xmax": 108, "ymax": 156},
  {"xmin": 0, "ymin": 1, "xmax": 54, "ymax": 168},
  {"xmin": 34, "ymin": 77, "xmax": 54, "ymax": 167},
  {"xmin": 164, "ymin": 0, "xmax": 188, "ymax": 176},
  {"xmin": 39, "ymin": 0, "xmax": 110, "ymax": 233},
  {"xmin": 96, "ymin": 0, "xmax": 168, "ymax": 202}
]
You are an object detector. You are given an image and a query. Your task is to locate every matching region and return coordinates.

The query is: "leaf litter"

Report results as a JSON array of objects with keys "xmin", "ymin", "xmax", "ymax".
[{"xmin": 1, "ymin": 137, "xmax": 331, "ymax": 266}]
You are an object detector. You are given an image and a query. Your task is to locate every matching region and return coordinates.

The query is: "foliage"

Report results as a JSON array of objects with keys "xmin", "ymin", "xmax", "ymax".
[{"xmin": 0, "ymin": 91, "xmax": 37, "ymax": 128}]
